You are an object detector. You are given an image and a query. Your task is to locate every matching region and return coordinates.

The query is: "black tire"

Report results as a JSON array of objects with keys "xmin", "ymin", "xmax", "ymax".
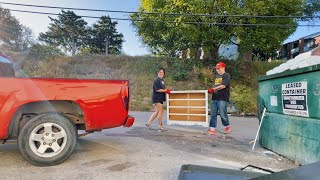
[{"xmin": 18, "ymin": 113, "xmax": 78, "ymax": 166}]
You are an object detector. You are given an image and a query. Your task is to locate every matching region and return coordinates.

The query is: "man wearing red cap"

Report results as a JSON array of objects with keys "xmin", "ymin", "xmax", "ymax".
[{"xmin": 207, "ymin": 62, "xmax": 231, "ymax": 135}]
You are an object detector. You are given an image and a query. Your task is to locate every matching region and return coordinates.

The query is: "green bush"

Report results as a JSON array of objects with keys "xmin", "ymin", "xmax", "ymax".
[
  {"xmin": 198, "ymin": 67, "xmax": 215, "ymax": 87},
  {"xmin": 172, "ymin": 70, "xmax": 188, "ymax": 81},
  {"xmin": 171, "ymin": 59, "xmax": 195, "ymax": 81},
  {"xmin": 230, "ymin": 84, "xmax": 258, "ymax": 114},
  {"xmin": 28, "ymin": 44, "xmax": 64, "ymax": 60}
]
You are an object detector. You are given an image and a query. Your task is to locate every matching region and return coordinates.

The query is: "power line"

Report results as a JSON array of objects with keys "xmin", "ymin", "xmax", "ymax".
[
  {"xmin": 1, "ymin": 1, "xmax": 320, "ymax": 19},
  {"xmin": 6, "ymin": 9, "xmax": 320, "ymax": 27}
]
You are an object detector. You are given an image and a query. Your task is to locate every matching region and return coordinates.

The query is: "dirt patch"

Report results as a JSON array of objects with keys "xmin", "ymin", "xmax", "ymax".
[
  {"xmin": 82, "ymin": 159, "xmax": 113, "ymax": 167},
  {"xmin": 107, "ymin": 162, "xmax": 136, "ymax": 172}
]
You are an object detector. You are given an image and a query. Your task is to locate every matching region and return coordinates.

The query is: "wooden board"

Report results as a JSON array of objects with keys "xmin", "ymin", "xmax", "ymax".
[
  {"xmin": 169, "ymin": 108, "xmax": 206, "ymax": 114},
  {"xmin": 170, "ymin": 93, "xmax": 205, "ymax": 99},
  {"xmin": 169, "ymin": 100, "xmax": 205, "ymax": 106},
  {"xmin": 169, "ymin": 115, "xmax": 206, "ymax": 122}
]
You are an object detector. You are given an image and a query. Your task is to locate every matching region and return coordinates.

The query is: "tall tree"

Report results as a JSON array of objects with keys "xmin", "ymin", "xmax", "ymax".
[
  {"xmin": 132, "ymin": 0, "xmax": 317, "ymax": 60},
  {"xmin": 39, "ymin": 10, "xmax": 88, "ymax": 56},
  {"xmin": 131, "ymin": 11, "xmax": 184, "ymax": 57},
  {"xmin": 131, "ymin": 0, "xmax": 188, "ymax": 57},
  {"xmin": 18, "ymin": 26, "xmax": 35, "ymax": 51},
  {"xmin": 88, "ymin": 16, "xmax": 124, "ymax": 55},
  {"xmin": 0, "ymin": 6, "xmax": 34, "ymax": 51},
  {"xmin": 0, "ymin": 6, "xmax": 20, "ymax": 51},
  {"xmin": 132, "ymin": 0, "xmax": 247, "ymax": 58},
  {"xmin": 235, "ymin": 0, "xmax": 303, "ymax": 60},
  {"xmin": 303, "ymin": 0, "xmax": 320, "ymax": 17}
]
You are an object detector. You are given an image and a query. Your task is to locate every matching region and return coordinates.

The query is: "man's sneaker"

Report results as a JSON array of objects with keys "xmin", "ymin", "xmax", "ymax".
[
  {"xmin": 207, "ymin": 129, "xmax": 217, "ymax": 135},
  {"xmin": 225, "ymin": 126, "xmax": 231, "ymax": 134}
]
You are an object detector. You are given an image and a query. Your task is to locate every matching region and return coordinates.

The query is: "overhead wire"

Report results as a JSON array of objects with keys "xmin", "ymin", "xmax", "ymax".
[
  {"xmin": 5, "ymin": 9, "xmax": 320, "ymax": 27},
  {"xmin": 1, "ymin": 1, "xmax": 319, "ymax": 19}
]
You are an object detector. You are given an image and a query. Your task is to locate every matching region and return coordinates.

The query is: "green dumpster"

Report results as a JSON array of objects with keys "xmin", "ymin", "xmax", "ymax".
[{"xmin": 258, "ymin": 64, "xmax": 320, "ymax": 165}]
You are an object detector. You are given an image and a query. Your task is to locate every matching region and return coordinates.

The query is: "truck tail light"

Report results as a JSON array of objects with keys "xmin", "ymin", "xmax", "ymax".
[{"xmin": 121, "ymin": 86, "xmax": 129, "ymax": 111}]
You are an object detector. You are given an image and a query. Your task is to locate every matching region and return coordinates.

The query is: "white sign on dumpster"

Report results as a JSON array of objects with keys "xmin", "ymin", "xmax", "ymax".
[{"xmin": 282, "ymin": 81, "xmax": 309, "ymax": 117}]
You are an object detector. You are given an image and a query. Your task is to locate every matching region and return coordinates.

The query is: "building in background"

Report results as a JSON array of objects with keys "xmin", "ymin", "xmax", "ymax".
[{"xmin": 279, "ymin": 32, "xmax": 320, "ymax": 60}]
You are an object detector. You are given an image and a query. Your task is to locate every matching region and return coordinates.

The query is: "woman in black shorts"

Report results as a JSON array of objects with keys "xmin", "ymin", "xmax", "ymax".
[{"xmin": 146, "ymin": 68, "xmax": 171, "ymax": 131}]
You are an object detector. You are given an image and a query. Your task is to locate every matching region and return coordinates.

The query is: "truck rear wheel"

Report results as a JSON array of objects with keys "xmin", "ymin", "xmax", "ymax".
[{"xmin": 18, "ymin": 113, "xmax": 77, "ymax": 166}]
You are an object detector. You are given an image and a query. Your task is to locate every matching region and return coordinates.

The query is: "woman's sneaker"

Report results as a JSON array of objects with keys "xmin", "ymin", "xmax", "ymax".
[
  {"xmin": 145, "ymin": 123, "xmax": 152, "ymax": 129},
  {"xmin": 225, "ymin": 126, "xmax": 231, "ymax": 134}
]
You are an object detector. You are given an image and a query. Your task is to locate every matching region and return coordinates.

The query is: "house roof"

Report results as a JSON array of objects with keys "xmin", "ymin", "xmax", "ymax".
[
  {"xmin": 303, "ymin": 31, "xmax": 320, "ymax": 39},
  {"xmin": 284, "ymin": 31, "xmax": 320, "ymax": 45}
]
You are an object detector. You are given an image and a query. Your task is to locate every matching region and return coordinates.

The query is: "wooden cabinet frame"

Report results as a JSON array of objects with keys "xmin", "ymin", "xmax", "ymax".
[{"xmin": 166, "ymin": 90, "xmax": 209, "ymax": 127}]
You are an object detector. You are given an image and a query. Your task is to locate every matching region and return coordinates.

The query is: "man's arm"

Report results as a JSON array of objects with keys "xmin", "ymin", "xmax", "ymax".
[
  {"xmin": 214, "ymin": 74, "xmax": 230, "ymax": 91},
  {"xmin": 213, "ymin": 85, "xmax": 226, "ymax": 91}
]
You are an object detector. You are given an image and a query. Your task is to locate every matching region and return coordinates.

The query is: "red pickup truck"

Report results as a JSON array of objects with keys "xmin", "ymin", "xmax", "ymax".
[{"xmin": 0, "ymin": 55, "xmax": 134, "ymax": 166}]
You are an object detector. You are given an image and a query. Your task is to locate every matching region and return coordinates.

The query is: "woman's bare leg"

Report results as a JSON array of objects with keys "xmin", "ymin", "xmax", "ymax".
[
  {"xmin": 156, "ymin": 103, "xmax": 164, "ymax": 129},
  {"xmin": 147, "ymin": 104, "xmax": 159, "ymax": 126}
]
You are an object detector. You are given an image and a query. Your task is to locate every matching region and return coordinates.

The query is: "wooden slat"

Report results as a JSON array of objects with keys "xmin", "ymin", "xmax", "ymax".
[
  {"xmin": 169, "ymin": 100, "xmax": 205, "ymax": 106},
  {"xmin": 169, "ymin": 115, "xmax": 206, "ymax": 122},
  {"xmin": 189, "ymin": 93, "xmax": 205, "ymax": 99},
  {"xmin": 189, "ymin": 115, "xmax": 206, "ymax": 122},
  {"xmin": 169, "ymin": 99, "xmax": 206, "ymax": 101},
  {"xmin": 169, "ymin": 93, "xmax": 206, "ymax": 99},
  {"xmin": 169, "ymin": 113, "xmax": 206, "ymax": 116},
  {"xmin": 189, "ymin": 100, "xmax": 206, "ymax": 106},
  {"xmin": 169, "ymin": 108, "xmax": 206, "ymax": 114},
  {"xmin": 170, "ymin": 93, "xmax": 188, "ymax": 99},
  {"xmin": 168, "ymin": 106, "xmax": 206, "ymax": 108}
]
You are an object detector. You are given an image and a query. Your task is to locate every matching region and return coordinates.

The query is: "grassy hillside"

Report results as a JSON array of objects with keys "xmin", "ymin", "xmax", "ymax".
[{"xmin": 9, "ymin": 53, "xmax": 282, "ymax": 114}]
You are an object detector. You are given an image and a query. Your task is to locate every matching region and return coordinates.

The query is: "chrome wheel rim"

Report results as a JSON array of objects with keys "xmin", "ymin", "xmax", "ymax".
[{"xmin": 29, "ymin": 123, "xmax": 67, "ymax": 158}]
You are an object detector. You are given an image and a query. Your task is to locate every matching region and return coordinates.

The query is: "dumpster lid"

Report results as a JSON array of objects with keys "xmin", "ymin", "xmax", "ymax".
[
  {"xmin": 253, "ymin": 161, "xmax": 320, "ymax": 179},
  {"xmin": 259, "ymin": 64, "xmax": 320, "ymax": 82},
  {"xmin": 265, "ymin": 47, "xmax": 320, "ymax": 76}
]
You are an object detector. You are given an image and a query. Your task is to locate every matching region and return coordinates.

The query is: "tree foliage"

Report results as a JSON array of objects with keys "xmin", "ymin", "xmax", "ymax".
[
  {"xmin": 303, "ymin": 0, "xmax": 320, "ymax": 17},
  {"xmin": 132, "ymin": 0, "xmax": 318, "ymax": 59},
  {"xmin": 40, "ymin": 11, "xmax": 124, "ymax": 56},
  {"xmin": 0, "ymin": 6, "xmax": 34, "ymax": 51},
  {"xmin": 39, "ymin": 10, "xmax": 88, "ymax": 56},
  {"xmin": 28, "ymin": 43, "xmax": 64, "ymax": 60},
  {"xmin": 87, "ymin": 16, "xmax": 124, "ymax": 55}
]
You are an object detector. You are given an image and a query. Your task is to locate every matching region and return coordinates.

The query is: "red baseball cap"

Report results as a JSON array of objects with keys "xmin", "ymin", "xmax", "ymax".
[{"xmin": 215, "ymin": 62, "xmax": 226, "ymax": 69}]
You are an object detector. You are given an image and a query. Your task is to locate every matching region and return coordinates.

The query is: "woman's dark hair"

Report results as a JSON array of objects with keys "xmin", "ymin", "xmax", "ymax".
[{"xmin": 157, "ymin": 67, "xmax": 165, "ymax": 74}]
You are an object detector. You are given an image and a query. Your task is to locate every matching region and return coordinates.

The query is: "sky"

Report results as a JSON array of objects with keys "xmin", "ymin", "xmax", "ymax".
[
  {"xmin": 1, "ymin": 0, "xmax": 149, "ymax": 56},
  {"xmin": 1, "ymin": 0, "xmax": 319, "ymax": 55}
]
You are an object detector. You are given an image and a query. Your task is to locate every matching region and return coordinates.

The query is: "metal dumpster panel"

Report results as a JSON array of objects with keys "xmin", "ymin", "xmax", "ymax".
[{"xmin": 260, "ymin": 113, "xmax": 320, "ymax": 165}]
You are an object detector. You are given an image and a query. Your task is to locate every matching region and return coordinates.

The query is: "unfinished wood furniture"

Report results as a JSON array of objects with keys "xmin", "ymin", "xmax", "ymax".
[{"xmin": 166, "ymin": 90, "xmax": 209, "ymax": 127}]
